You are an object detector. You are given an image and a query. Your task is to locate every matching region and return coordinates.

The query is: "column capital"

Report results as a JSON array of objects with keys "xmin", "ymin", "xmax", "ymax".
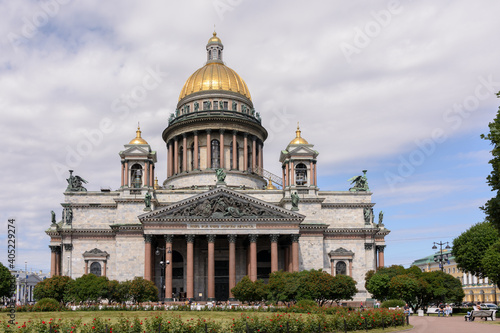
[
  {"xmin": 376, "ymin": 245, "xmax": 386, "ymax": 252},
  {"xmin": 164, "ymin": 234, "xmax": 174, "ymax": 243},
  {"xmin": 49, "ymin": 245, "xmax": 60, "ymax": 253},
  {"xmin": 186, "ymin": 234, "xmax": 195, "ymax": 243},
  {"xmin": 248, "ymin": 234, "xmax": 258, "ymax": 243},
  {"xmin": 232, "ymin": 130, "xmax": 238, "ymax": 135},
  {"xmin": 193, "ymin": 130, "xmax": 199, "ymax": 135},
  {"xmin": 243, "ymin": 133, "xmax": 248, "ymax": 138},
  {"xmin": 227, "ymin": 234, "xmax": 237, "ymax": 243},
  {"xmin": 219, "ymin": 129, "xmax": 225, "ymax": 134},
  {"xmin": 206, "ymin": 129, "xmax": 212, "ymax": 134},
  {"xmin": 63, "ymin": 244, "xmax": 73, "ymax": 251},
  {"xmin": 270, "ymin": 234, "xmax": 279, "ymax": 243},
  {"xmin": 365, "ymin": 243, "xmax": 374, "ymax": 250},
  {"xmin": 144, "ymin": 234, "xmax": 153, "ymax": 243},
  {"xmin": 174, "ymin": 136, "xmax": 179, "ymax": 142},
  {"xmin": 207, "ymin": 234, "xmax": 216, "ymax": 243},
  {"xmin": 290, "ymin": 234, "xmax": 300, "ymax": 243},
  {"xmin": 182, "ymin": 133, "xmax": 187, "ymax": 138}
]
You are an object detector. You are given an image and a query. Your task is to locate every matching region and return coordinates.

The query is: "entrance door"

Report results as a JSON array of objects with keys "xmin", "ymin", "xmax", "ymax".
[{"xmin": 214, "ymin": 260, "xmax": 229, "ymax": 301}]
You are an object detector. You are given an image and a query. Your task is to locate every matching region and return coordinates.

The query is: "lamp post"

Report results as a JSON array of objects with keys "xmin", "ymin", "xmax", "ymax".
[
  {"xmin": 432, "ymin": 241, "xmax": 451, "ymax": 272},
  {"xmin": 155, "ymin": 246, "xmax": 171, "ymax": 301}
]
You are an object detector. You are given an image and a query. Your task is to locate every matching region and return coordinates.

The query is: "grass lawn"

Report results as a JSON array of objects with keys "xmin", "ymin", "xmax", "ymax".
[{"xmin": 4, "ymin": 310, "xmax": 410, "ymax": 332}]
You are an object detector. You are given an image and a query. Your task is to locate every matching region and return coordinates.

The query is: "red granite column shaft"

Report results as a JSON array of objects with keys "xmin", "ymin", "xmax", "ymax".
[
  {"xmin": 103, "ymin": 261, "xmax": 107, "ymax": 277},
  {"xmin": 252, "ymin": 137, "xmax": 256, "ymax": 172},
  {"xmin": 228, "ymin": 235, "xmax": 236, "ymax": 299},
  {"xmin": 55, "ymin": 249, "xmax": 60, "ymax": 276},
  {"xmin": 165, "ymin": 235, "xmax": 173, "ymax": 301},
  {"xmin": 144, "ymin": 161, "xmax": 149, "ymax": 187},
  {"xmin": 144, "ymin": 235, "xmax": 152, "ymax": 281},
  {"xmin": 232, "ymin": 131, "xmax": 237, "ymax": 170},
  {"xmin": 270, "ymin": 235, "xmax": 279, "ymax": 273},
  {"xmin": 206, "ymin": 130, "xmax": 211, "ymax": 169},
  {"xmin": 243, "ymin": 134, "xmax": 248, "ymax": 171},
  {"xmin": 207, "ymin": 235, "xmax": 216, "ymax": 300},
  {"xmin": 168, "ymin": 141, "xmax": 173, "ymax": 177},
  {"xmin": 349, "ymin": 260, "xmax": 353, "ymax": 277},
  {"xmin": 50, "ymin": 246, "xmax": 57, "ymax": 277},
  {"xmin": 121, "ymin": 162, "xmax": 124, "ymax": 187},
  {"xmin": 330, "ymin": 259, "xmax": 334, "ymax": 276},
  {"xmin": 291, "ymin": 234, "xmax": 300, "ymax": 272},
  {"xmin": 186, "ymin": 235, "xmax": 195, "ymax": 300},
  {"xmin": 378, "ymin": 246, "xmax": 385, "ymax": 268},
  {"xmin": 174, "ymin": 138, "xmax": 179, "ymax": 174},
  {"xmin": 85, "ymin": 260, "xmax": 89, "ymax": 274},
  {"xmin": 150, "ymin": 163, "xmax": 154, "ymax": 187},
  {"xmin": 183, "ymin": 134, "xmax": 187, "ymax": 172},
  {"xmin": 193, "ymin": 131, "xmax": 199, "ymax": 170},
  {"xmin": 290, "ymin": 162, "xmax": 295, "ymax": 186},
  {"xmin": 259, "ymin": 142, "xmax": 263, "ymax": 174},
  {"xmin": 124, "ymin": 162, "xmax": 129, "ymax": 186},
  {"xmin": 249, "ymin": 235, "xmax": 258, "ymax": 281}
]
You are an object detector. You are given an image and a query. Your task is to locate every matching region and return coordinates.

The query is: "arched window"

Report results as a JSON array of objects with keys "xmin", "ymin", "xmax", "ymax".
[
  {"xmin": 247, "ymin": 145, "xmax": 252, "ymax": 171},
  {"xmin": 131, "ymin": 164, "xmax": 143, "ymax": 188},
  {"xmin": 208, "ymin": 50, "xmax": 212, "ymax": 60},
  {"xmin": 179, "ymin": 146, "xmax": 184, "ymax": 172},
  {"xmin": 211, "ymin": 139, "xmax": 220, "ymax": 168},
  {"xmin": 335, "ymin": 261, "xmax": 346, "ymax": 275},
  {"xmin": 295, "ymin": 163, "xmax": 307, "ymax": 185},
  {"xmin": 230, "ymin": 141, "xmax": 240, "ymax": 170},
  {"xmin": 90, "ymin": 262, "xmax": 101, "ymax": 276}
]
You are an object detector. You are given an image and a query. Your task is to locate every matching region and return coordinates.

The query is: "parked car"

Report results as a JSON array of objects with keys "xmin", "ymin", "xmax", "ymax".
[{"xmin": 480, "ymin": 303, "xmax": 498, "ymax": 310}]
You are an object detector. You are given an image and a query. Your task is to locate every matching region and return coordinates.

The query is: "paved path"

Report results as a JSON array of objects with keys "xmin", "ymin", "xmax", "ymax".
[{"xmin": 407, "ymin": 315, "xmax": 500, "ymax": 332}]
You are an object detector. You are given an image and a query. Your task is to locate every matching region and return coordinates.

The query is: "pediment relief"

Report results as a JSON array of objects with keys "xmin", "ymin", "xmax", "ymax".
[{"xmin": 139, "ymin": 187, "xmax": 304, "ymax": 222}]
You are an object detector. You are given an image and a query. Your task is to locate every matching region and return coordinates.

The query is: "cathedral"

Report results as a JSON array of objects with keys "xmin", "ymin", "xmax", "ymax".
[{"xmin": 46, "ymin": 32, "xmax": 389, "ymax": 302}]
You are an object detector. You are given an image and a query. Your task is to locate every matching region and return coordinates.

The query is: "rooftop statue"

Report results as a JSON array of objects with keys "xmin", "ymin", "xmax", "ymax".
[
  {"xmin": 215, "ymin": 168, "xmax": 226, "ymax": 183},
  {"xmin": 66, "ymin": 170, "xmax": 88, "ymax": 192},
  {"xmin": 51, "ymin": 210, "xmax": 56, "ymax": 224},
  {"xmin": 348, "ymin": 170, "xmax": 369, "ymax": 192}
]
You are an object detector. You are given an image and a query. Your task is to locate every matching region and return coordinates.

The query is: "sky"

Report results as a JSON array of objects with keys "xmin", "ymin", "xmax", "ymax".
[{"xmin": 1, "ymin": 0, "xmax": 499, "ymax": 274}]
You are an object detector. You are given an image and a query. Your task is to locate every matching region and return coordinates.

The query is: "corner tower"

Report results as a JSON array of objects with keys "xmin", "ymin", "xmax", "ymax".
[{"xmin": 162, "ymin": 32, "xmax": 267, "ymax": 189}]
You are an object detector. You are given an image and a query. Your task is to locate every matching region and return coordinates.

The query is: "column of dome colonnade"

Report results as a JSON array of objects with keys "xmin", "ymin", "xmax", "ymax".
[
  {"xmin": 162, "ymin": 32, "xmax": 268, "ymax": 189},
  {"xmin": 143, "ymin": 233, "xmax": 300, "ymax": 301}
]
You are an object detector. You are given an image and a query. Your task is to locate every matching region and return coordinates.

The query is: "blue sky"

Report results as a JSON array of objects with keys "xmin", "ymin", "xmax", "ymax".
[{"xmin": 0, "ymin": 0, "xmax": 499, "ymax": 273}]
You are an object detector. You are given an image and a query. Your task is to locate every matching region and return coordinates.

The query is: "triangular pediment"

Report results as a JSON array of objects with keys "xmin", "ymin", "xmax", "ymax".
[
  {"xmin": 120, "ymin": 146, "xmax": 150, "ymax": 155},
  {"xmin": 139, "ymin": 187, "xmax": 305, "ymax": 222},
  {"xmin": 288, "ymin": 146, "xmax": 318, "ymax": 156}
]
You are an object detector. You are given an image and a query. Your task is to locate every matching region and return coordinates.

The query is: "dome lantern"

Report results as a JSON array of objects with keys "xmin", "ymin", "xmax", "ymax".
[
  {"xmin": 289, "ymin": 122, "xmax": 308, "ymax": 145},
  {"xmin": 129, "ymin": 124, "xmax": 149, "ymax": 145},
  {"xmin": 206, "ymin": 31, "xmax": 224, "ymax": 64}
]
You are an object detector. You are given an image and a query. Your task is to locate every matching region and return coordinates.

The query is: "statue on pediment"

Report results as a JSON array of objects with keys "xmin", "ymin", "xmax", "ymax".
[
  {"xmin": 215, "ymin": 168, "xmax": 226, "ymax": 183},
  {"xmin": 291, "ymin": 192, "xmax": 299, "ymax": 211},
  {"xmin": 51, "ymin": 210, "xmax": 56, "ymax": 224},
  {"xmin": 348, "ymin": 170, "xmax": 369, "ymax": 192},
  {"xmin": 66, "ymin": 170, "xmax": 88, "ymax": 192},
  {"xmin": 144, "ymin": 192, "xmax": 152, "ymax": 210}
]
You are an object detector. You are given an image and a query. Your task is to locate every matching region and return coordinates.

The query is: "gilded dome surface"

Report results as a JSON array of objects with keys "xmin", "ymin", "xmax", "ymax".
[
  {"xmin": 289, "ymin": 123, "xmax": 308, "ymax": 145},
  {"xmin": 178, "ymin": 62, "xmax": 251, "ymax": 101},
  {"xmin": 129, "ymin": 126, "xmax": 148, "ymax": 145}
]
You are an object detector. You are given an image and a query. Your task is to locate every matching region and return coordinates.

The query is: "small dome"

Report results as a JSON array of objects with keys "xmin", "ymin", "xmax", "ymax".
[
  {"xmin": 289, "ymin": 123, "xmax": 308, "ymax": 145},
  {"xmin": 129, "ymin": 126, "xmax": 148, "ymax": 145},
  {"xmin": 207, "ymin": 32, "xmax": 222, "ymax": 45}
]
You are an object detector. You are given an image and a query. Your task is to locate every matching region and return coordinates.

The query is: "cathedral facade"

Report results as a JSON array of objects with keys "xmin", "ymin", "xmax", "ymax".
[{"xmin": 46, "ymin": 33, "xmax": 389, "ymax": 302}]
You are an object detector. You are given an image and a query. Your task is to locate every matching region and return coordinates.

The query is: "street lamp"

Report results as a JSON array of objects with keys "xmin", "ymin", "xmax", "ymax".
[
  {"xmin": 432, "ymin": 241, "xmax": 451, "ymax": 272},
  {"xmin": 155, "ymin": 246, "xmax": 171, "ymax": 301}
]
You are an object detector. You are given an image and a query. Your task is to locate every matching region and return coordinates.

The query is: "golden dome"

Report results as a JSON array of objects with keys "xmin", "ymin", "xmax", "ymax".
[
  {"xmin": 129, "ymin": 125, "xmax": 149, "ymax": 145},
  {"xmin": 208, "ymin": 32, "xmax": 222, "ymax": 45},
  {"xmin": 289, "ymin": 122, "xmax": 308, "ymax": 145},
  {"xmin": 178, "ymin": 62, "xmax": 251, "ymax": 101},
  {"xmin": 266, "ymin": 178, "xmax": 277, "ymax": 190}
]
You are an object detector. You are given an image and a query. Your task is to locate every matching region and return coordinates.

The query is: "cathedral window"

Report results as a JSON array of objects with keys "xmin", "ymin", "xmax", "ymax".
[
  {"xmin": 230, "ymin": 141, "xmax": 240, "ymax": 170},
  {"xmin": 185, "ymin": 105, "xmax": 190, "ymax": 113},
  {"xmin": 179, "ymin": 146, "xmax": 184, "ymax": 172},
  {"xmin": 335, "ymin": 261, "xmax": 347, "ymax": 275},
  {"xmin": 223, "ymin": 101, "xmax": 228, "ymax": 110},
  {"xmin": 211, "ymin": 139, "xmax": 220, "ymax": 168},
  {"xmin": 90, "ymin": 262, "xmax": 102, "ymax": 276},
  {"xmin": 295, "ymin": 163, "xmax": 307, "ymax": 185},
  {"xmin": 213, "ymin": 101, "xmax": 218, "ymax": 110}
]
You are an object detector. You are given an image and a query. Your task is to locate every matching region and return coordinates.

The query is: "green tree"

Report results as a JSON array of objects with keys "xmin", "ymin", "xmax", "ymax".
[
  {"xmin": 267, "ymin": 271, "xmax": 299, "ymax": 304},
  {"xmin": 482, "ymin": 240, "xmax": 500, "ymax": 287},
  {"xmin": 365, "ymin": 265, "xmax": 407, "ymax": 301},
  {"xmin": 231, "ymin": 276, "xmax": 267, "ymax": 304},
  {"xmin": 329, "ymin": 274, "xmax": 358, "ymax": 305},
  {"xmin": 296, "ymin": 269, "xmax": 341, "ymax": 306},
  {"xmin": 127, "ymin": 277, "xmax": 158, "ymax": 303},
  {"xmin": 481, "ymin": 94, "xmax": 500, "ymax": 232},
  {"xmin": 33, "ymin": 275, "xmax": 72, "ymax": 302},
  {"xmin": 0, "ymin": 262, "xmax": 14, "ymax": 299},
  {"xmin": 64, "ymin": 274, "xmax": 109, "ymax": 303},
  {"xmin": 106, "ymin": 279, "xmax": 130, "ymax": 303},
  {"xmin": 388, "ymin": 274, "xmax": 421, "ymax": 308},
  {"xmin": 452, "ymin": 222, "xmax": 499, "ymax": 279},
  {"xmin": 421, "ymin": 270, "xmax": 464, "ymax": 306}
]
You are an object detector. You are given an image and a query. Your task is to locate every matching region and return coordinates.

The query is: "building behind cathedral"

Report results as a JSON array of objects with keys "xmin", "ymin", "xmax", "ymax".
[{"xmin": 47, "ymin": 32, "xmax": 389, "ymax": 302}]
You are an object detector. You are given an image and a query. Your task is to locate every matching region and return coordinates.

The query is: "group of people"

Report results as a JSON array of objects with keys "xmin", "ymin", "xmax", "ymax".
[{"xmin": 437, "ymin": 303, "xmax": 453, "ymax": 317}]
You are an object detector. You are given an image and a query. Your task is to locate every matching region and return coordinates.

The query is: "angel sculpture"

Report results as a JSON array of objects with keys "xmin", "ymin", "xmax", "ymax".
[{"xmin": 348, "ymin": 170, "xmax": 369, "ymax": 192}]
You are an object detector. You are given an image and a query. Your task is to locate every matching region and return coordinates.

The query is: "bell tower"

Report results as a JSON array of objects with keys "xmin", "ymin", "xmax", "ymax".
[
  {"xmin": 119, "ymin": 125, "xmax": 157, "ymax": 190},
  {"xmin": 279, "ymin": 123, "xmax": 319, "ymax": 194}
]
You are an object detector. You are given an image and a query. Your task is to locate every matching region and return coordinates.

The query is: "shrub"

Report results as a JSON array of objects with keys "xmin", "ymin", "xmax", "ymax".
[{"xmin": 381, "ymin": 299, "xmax": 406, "ymax": 308}]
